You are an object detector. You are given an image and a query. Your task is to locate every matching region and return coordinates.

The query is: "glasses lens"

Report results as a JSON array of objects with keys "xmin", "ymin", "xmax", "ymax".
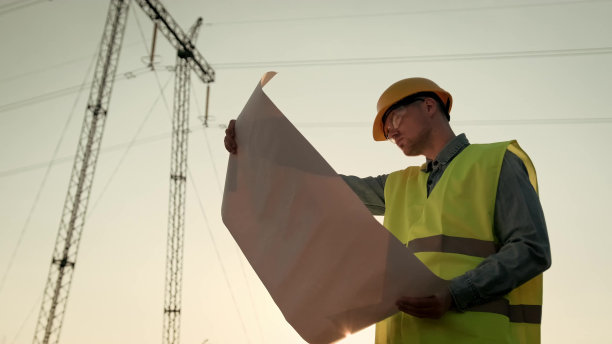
[
  {"xmin": 383, "ymin": 111, "xmax": 396, "ymax": 139},
  {"xmin": 384, "ymin": 107, "xmax": 403, "ymax": 139},
  {"xmin": 383, "ymin": 98, "xmax": 425, "ymax": 140},
  {"xmin": 392, "ymin": 111, "xmax": 403, "ymax": 130}
]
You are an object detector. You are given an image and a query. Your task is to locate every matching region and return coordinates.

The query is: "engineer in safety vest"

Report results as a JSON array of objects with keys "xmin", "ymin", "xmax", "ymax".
[{"xmin": 224, "ymin": 77, "xmax": 551, "ymax": 344}]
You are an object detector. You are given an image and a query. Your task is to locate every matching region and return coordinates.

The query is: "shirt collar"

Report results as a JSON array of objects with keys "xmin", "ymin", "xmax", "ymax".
[{"xmin": 421, "ymin": 133, "xmax": 470, "ymax": 172}]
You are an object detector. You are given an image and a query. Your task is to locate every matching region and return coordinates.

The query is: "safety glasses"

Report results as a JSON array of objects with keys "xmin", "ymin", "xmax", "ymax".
[{"xmin": 383, "ymin": 98, "xmax": 425, "ymax": 140}]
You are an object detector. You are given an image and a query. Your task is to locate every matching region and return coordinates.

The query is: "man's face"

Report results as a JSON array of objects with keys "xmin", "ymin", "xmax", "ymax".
[{"xmin": 384, "ymin": 99, "xmax": 433, "ymax": 157}]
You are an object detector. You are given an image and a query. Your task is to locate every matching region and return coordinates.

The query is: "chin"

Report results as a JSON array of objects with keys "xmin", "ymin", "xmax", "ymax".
[
  {"xmin": 399, "ymin": 144, "xmax": 419, "ymax": 157},
  {"xmin": 399, "ymin": 145, "xmax": 414, "ymax": 156}
]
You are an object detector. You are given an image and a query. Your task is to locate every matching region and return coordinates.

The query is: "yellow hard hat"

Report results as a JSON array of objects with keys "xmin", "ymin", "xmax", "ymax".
[{"xmin": 373, "ymin": 77, "xmax": 453, "ymax": 141}]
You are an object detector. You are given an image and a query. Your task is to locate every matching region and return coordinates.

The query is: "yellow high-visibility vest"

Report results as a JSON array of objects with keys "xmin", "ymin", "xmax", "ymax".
[{"xmin": 375, "ymin": 141, "xmax": 542, "ymax": 344}]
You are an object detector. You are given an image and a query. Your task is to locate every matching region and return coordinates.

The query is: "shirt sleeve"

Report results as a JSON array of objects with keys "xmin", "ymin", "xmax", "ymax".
[
  {"xmin": 339, "ymin": 174, "xmax": 388, "ymax": 216},
  {"xmin": 448, "ymin": 150, "xmax": 552, "ymax": 311}
]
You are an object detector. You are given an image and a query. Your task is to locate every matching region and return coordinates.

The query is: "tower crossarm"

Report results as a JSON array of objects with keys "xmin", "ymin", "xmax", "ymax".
[
  {"xmin": 134, "ymin": 0, "xmax": 215, "ymax": 83},
  {"xmin": 187, "ymin": 18, "xmax": 203, "ymax": 43}
]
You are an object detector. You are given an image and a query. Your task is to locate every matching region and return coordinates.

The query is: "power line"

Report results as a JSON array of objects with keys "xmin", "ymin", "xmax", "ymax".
[
  {"xmin": 130, "ymin": 4, "xmax": 151, "ymax": 56},
  {"xmin": 212, "ymin": 46, "xmax": 612, "ymax": 69},
  {"xmin": 2, "ymin": 1, "xmax": 607, "ymax": 81},
  {"xmin": 293, "ymin": 116, "xmax": 612, "ymax": 128},
  {"xmin": 0, "ymin": 66, "xmax": 158, "ymax": 115},
  {"xmin": 0, "ymin": 0, "xmax": 44, "ymax": 11},
  {"xmin": 0, "ymin": 0, "xmax": 46, "ymax": 17},
  {"xmin": 0, "ymin": 84, "xmax": 90, "ymax": 114},
  {"xmin": 191, "ymin": 87, "xmax": 267, "ymax": 344},
  {"xmin": 452, "ymin": 117, "xmax": 612, "ymax": 126},
  {"xmin": 3, "ymin": 46, "xmax": 610, "ymax": 116},
  {"xmin": 0, "ymin": 41, "xmax": 98, "ymax": 297},
  {"xmin": 204, "ymin": 0, "xmax": 612, "ymax": 26},
  {"xmin": 0, "ymin": 40, "xmax": 146, "ymax": 84},
  {"xmin": 1, "ymin": 116, "xmax": 611, "ymax": 179},
  {"xmin": 186, "ymin": 167, "xmax": 253, "ymax": 343},
  {"xmin": 0, "ymin": 130, "xmax": 179, "ymax": 179},
  {"xmin": 9, "ymin": 295, "xmax": 41, "ymax": 344},
  {"xmin": 87, "ymin": 74, "xmax": 173, "ymax": 215},
  {"xmin": 191, "ymin": 88, "xmax": 224, "ymax": 193},
  {"xmin": 0, "ymin": 55, "xmax": 89, "ymax": 84}
]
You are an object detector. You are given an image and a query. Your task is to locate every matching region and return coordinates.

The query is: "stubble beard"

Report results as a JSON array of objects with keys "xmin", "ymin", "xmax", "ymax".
[{"xmin": 398, "ymin": 127, "xmax": 432, "ymax": 157}]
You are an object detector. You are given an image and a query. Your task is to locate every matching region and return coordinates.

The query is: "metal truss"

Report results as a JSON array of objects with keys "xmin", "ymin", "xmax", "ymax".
[
  {"xmin": 162, "ymin": 17, "xmax": 203, "ymax": 344},
  {"xmin": 133, "ymin": 0, "xmax": 215, "ymax": 84},
  {"xmin": 32, "ymin": 1, "xmax": 130, "ymax": 343}
]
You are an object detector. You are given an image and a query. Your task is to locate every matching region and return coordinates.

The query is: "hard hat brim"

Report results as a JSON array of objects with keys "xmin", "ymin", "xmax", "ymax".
[{"xmin": 373, "ymin": 107, "xmax": 389, "ymax": 141}]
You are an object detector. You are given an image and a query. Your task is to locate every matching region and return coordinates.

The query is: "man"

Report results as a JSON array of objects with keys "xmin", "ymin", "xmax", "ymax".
[{"xmin": 224, "ymin": 77, "xmax": 551, "ymax": 344}]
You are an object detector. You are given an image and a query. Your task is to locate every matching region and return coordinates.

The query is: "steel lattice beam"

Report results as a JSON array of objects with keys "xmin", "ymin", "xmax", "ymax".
[
  {"xmin": 32, "ymin": 1, "xmax": 130, "ymax": 343},
  {"xmin": 162, "ymin": 17, "xmax": 202, "ymax": 344},
  {"xmin": 163, "ymin": 55, "xmax": 189, "ymax": 344},
  {"xmin": 134, "ymin": 0, "xmax": 215, "ymax": 84},
  {"xmin": 32, "ymin": 2, "xmax": 214, "ymax": 344}
]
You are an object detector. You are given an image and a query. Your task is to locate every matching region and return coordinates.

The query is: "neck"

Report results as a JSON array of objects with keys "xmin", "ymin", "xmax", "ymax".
[{"xmin": 423, "ymin": 124, "xmax": 456, "ymax": 160}]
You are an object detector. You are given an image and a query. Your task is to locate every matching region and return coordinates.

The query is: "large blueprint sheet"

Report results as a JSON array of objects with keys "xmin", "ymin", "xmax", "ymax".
[{"xmin": 222, "ymin": 73, "xmax": 445, "ymax": 343}]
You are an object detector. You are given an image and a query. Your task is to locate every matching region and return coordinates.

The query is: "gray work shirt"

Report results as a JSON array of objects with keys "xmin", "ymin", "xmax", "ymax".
[{"xmin": 341, "ymin": 134, "xmax": 551, "ymax": 310}]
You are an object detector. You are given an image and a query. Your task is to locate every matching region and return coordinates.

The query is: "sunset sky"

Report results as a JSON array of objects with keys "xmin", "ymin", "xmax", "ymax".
[{"xmin": 1, "ymin": 0, "xmax": 611, "ymax": 343}]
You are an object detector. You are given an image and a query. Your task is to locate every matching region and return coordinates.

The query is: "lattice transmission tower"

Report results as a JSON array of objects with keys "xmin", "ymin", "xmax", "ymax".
[
  {"xmin": 32, "ymin": 1, "xmax": 214, "ymax": 344},
  {"xmin": 162, "ymin": 17, "xmax": 204, "ymax": 344}
]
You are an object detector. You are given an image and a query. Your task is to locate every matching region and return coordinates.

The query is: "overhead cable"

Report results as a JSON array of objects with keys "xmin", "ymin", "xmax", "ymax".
[
  {"xmin": 9, "ymin": 295, "xmax": 42, "ymax": 344},
  {"xmin": 186, "ymin": 167, "xmax": 253, "ymax": 344},
  {"xmin": 0, "ymin": 131, "xmax": 177, "ymax": 179},
  {"xmin": 293, "ymin": 117, "xmax": 612, "ymax": 127},
  {"xmin": 212, "ymin": 46, "xmax": 612, "ymax": 69},
  {"xmin": 4, "ymin": 46, "xmax": 610, "ymax": 116},
  {"xmin": 204, "ymin": 0, "xmax": 612, "ymax": 26},
  {"xmin": 0, "ymin": 41, "xmax": 98, "ymax": 297},
  {"xmin": 0, "ymin": 0, "xmax": 46, "ymax": 17},
  {"xmin": 0, "ymin": 66, "xmax": 155, "ymax": 115},
  {"xmin": 453, "ymin": 117, "xmax": 612, "ymax": 125},
  {"xmin": 2, "ymin": 116, "xmax": 611, "ymax": 179},
  {"xmin": 191, "ymin": 86, "xmax": 267, "ymax": 344},
  {"xmin": 130, "ymin": 3, "xmax": 151, "ymax": 55},
  {"xmin": 191, "ymin": 87, "xmax": 224, "ymax": 193},
  {"xmin": 87, "ymin": 75, "xmax": 173, "ymax": 215},
  {"xmin": 0, "ymin": 40, "xmax": 145, "ymax": 84}
]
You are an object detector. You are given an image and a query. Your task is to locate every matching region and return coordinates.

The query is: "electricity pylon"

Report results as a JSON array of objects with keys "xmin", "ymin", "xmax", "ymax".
[
  {"xmin": 32, "ymin": 1, "xmax": 214, "ymax": 343},
  {"xmin": 32, "ymin": 2, "xmax": 131, "ymax": 343},
  {"xmin": 162, "ymin": 17, "xmax": 203, "ymax": 344}
]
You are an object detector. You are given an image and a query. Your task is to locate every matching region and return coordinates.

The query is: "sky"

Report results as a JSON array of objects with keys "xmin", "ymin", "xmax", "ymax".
[{"xmin": 1, "ymin": 0, "xmax": 611, "ymax": 343}]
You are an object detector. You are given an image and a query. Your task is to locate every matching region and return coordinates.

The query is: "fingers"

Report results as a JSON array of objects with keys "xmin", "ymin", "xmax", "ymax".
[
  {"xmin": 224, "ymin": 119, "xmax": 237, "ymax": 154},
  {"xmin": 396, "ymin": 297, "xmax": 439, "ymax": 318},
  {"xmin": 396, "ymin": 305, "xmax": 438, "ymax": 318},
  {"xmin": 224, "ymin": 135, "xmax": 237, "ymax": 154},
  {"xmin": 395, "ymin": 293, "xmax": 452, "ymax": 319},
  {"xmin": 226, "ymin": 119, "xmax": 235, "ymax": 133}
]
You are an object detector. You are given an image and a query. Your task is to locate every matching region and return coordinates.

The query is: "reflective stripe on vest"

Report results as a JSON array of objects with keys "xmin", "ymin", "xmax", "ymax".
[
  {"xmin": 408, "ymin": 234, "xmax": 498, "ymax": 258},
  {"xmin": 471, "ymin": 299, "xmax": 542, "ymax": 324},
  {"xmin": 375, "ymin": 141, "xmax": 543, "ymax": 344}
]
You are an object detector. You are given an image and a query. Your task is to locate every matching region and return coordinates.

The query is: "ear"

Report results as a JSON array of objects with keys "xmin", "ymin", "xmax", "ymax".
[{"xmin": 423, "ymin": 97, "xmax": 438, "ymax": 116}]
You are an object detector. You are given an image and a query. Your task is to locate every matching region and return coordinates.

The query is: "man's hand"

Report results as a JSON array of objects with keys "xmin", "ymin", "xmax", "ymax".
[
  {"xmin": 395, "ymin": 289, "xmax": 454, "ymax": 319},
  {"xmin": 224, "ymin": 119, "xmax": 237, "ymax": 154}
]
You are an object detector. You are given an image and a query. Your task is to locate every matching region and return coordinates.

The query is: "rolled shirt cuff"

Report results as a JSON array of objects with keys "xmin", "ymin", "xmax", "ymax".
[{"xmin": 449, "ymin": 273, "xmax": 481, "ymax": 311}]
